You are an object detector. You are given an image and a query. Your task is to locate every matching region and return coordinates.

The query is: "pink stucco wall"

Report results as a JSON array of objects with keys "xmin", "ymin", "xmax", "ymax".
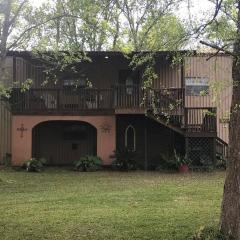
[{"xmin": 11, "ymin": 115, "xmax": 116, "ymax": 166}]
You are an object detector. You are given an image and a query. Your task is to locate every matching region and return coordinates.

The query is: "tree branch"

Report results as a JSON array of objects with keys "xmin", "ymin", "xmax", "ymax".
[{"xmin": 200, "ymin": 40, "xmax": 235, "ymax": 56}]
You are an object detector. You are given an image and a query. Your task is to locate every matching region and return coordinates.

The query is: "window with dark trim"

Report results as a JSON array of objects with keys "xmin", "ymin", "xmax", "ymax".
[{"xmin": 185, "ymin": 77, "xmax": 209, "ymax": 96}]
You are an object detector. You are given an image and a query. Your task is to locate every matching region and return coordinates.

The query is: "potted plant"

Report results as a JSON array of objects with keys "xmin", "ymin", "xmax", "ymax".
[{"xmin": 174, "ymin": 150, "xmax": 190, "ymax": 173}]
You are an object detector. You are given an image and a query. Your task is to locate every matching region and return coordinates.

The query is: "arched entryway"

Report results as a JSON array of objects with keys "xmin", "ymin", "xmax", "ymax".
[{"xmin": 32, "ymin": 121, "xmax": 97, "ymax": 165}]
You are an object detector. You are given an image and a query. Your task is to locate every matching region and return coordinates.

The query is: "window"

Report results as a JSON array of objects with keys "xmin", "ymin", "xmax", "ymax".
[
  {"xmin": 118, "ymin": 69, "xmax": 139, "ymax": 95},
  {"xmin": 126, "ymin": 76, "xmax": 133, "ymax": 95},
  {"xmin": 185, "ymin": 77, "xmax": 209, "ymax": 96},
  {"xmin": 125, "ymin": 125, "xmax": 136, "ymax": 151},
  {"xmin": 63, "ymin": 78, "xmax": 86, "ymax": 87}
]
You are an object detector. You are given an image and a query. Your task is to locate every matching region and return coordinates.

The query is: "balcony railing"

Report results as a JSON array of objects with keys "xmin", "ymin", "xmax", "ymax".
[
  {"xmin": 11, "ymin": 86, "xmax": 184, "ymax": 112},
  {"xmin": 184, "ymin": 107, "xmax": 217, "ymax": 133},
  {"xmin": 9, "ymin": 87, "xmax": 217, "ymax": 134},
  {"xmin": 11, "ymin": 88, "xmax": 114, "ymax": 113}
]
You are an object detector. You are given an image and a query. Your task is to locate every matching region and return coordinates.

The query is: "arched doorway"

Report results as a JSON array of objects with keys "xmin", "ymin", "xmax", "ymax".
[{"xmin": 32, "ymin": 121, "xmax": 97, "ymax": 165}]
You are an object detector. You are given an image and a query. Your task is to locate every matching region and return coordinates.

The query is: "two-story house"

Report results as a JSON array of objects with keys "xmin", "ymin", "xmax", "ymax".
[{"xmin": 0, "ymin": 51, "xmax": 232, "ymax": 169}]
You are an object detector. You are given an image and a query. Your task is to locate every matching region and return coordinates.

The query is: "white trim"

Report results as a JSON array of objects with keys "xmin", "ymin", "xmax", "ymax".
[{"xmin": 124, "ymin": 124, "xmax": 136, "ymax": 151}]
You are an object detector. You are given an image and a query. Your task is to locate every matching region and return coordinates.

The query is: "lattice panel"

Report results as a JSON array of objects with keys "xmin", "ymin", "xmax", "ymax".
[{"xmin": 188, "ymin": 138, "xmax": 214, "ymax": 166}]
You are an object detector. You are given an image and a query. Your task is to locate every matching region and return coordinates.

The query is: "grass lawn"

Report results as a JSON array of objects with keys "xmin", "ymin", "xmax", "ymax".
[{"xmin": 0, "ymin": 168, "xmax": 225, "ymax": 240}]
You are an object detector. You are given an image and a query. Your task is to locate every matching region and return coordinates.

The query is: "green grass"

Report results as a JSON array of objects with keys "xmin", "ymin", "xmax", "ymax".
[{"xmin": 0, "ymin": 168, "xmax": 225, "ymax": 240}]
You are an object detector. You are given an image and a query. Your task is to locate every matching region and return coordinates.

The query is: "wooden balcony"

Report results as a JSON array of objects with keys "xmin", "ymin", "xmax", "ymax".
[
  {"xmin": 11, "ymin": 87, "xmax": 115, "ymax": 115},
  {"xmin": 10, "ymin": 86, "xmax": 185, "ymax": 114},
  {"xmin": 9, "ymin": 86, "xmax": 217, "ymax": 135}
]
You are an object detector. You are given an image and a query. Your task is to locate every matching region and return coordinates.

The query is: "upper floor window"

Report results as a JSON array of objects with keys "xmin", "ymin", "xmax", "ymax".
[
  {"xmin": 63, "ymin": 78, "xmax": 86, "ymax": 88},
  {"xmin": 185, "ymin": 77, "xmax": 209, "ymax": 96},
  {"xmin": 126, "ymin": 76, "xmax": 134, "ymax": 95}
]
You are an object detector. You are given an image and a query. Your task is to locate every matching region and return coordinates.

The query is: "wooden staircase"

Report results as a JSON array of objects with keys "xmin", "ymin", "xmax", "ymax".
[{"xmin": 146, "ymin": 89, "xmax": 217, "ymax": 137}]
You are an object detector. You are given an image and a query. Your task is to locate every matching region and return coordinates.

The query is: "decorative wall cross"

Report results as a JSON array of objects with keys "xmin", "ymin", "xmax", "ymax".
[{"xmin": 17, "ymin": 124, "xmax": 28, "ymax": 138}]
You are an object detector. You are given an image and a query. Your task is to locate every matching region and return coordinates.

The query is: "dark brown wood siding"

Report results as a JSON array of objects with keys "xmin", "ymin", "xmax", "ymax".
[
  {"xmin": 0, "ymin": 101, "xmax": 11, "ymax": 163},
  {"xmin": 15, "ymin": 57, "xmax": 45, "ymax": 87},
  {"xmin": 116, "ymin": 115, "xmax": 185, "ymax": 169}
]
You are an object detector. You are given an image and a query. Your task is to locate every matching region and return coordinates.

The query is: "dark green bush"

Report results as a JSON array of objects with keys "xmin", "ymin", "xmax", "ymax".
[
  {"xmin": 193, "ymin": 226, "xmax": 232, "ymax": 240},
  {"xmin": 22, "ymin": 158, "xmax": 47, "ymax": 172},
  {"xmin": 111, "ymin": 148, "xmax": 138, "ymax": 171},
  {"xmin": 74, "ymin": 155, "xmax": 102, "ymax": 172},
  {"xmin": 216, "ymin": 153, "xmax": 227, "ymax": 169},
  {"xmin": 2, "ymin": 153, "xmax": 11, "ymax": 167},
  {"xmin": 153, "ymin": 153, "xmax": 177, "ymax": 171}
]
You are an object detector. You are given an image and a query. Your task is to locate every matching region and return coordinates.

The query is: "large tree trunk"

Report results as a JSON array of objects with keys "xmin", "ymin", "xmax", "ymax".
[{"xmin": 220, "ymin": 3, "xmax": 240, "ymax": 238}]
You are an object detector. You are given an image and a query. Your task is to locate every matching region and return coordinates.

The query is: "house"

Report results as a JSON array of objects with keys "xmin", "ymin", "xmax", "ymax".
[{"xmin": 0, "ymin": 51, "xmax": 232, "ymax": 169}]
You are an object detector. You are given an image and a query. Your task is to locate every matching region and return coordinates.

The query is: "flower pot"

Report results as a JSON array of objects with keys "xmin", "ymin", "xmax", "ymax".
[{"xmin": 179, "ymin": 164, "xmax": 189, "ymax": 173}]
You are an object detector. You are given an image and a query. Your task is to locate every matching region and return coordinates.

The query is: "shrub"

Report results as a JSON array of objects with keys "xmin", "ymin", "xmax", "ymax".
[
  {"xmin": 111, "ymin": 148, "xmax": 138, "ymax": 171},
  {"xmin": 22, "ymin": 158, "xmax": 47, "ymax": 172},
  {"xmin": 74, "ymin": 155, "xmax": 102, "ymax": 172},
  {"xmin": 216, "ymin": 153, "xmax": 227, "ymax": 169},
  {"xmin": 154, "ymin": 153, "xmax": 178, "ymax": 171},
  {"xmin": 2, "ymin": 153, "xmax": 11, "ymax": 167},
  {"xmin": 192, "ymin": 226, "xmax": 232, "ymax": 240}
]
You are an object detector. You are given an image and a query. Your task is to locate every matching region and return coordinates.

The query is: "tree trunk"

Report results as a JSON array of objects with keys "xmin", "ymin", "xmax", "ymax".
[
  {"xmin": 220, "ymin": 3, "xmax": 240, "ymax": 238},
  {"xmin": 0, "ymin": 0, "xmax": 11, "ymax": 84}
]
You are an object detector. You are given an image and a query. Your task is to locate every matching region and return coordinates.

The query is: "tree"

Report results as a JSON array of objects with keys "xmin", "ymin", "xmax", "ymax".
[
  {"xmin": 115, "ymin": 0, "xmax": 184, "ymax": 51},
  {"xmin": 196, "ymin": 0, "xmax": 240, "ymax": 238},
  {"xmin": 30, "ymin": 0, "xmax": 121, "ymax": 51},
  {"xmin": 0, "ymin": 0, "xmax": 28, "ymax": 86},
  {"xmin": 219, "ymin": 2, "xmax": 240, "ymax": 237},
  {"xmin": 29, "ymin": 0, "xmax": 187, "ymax": 52}
]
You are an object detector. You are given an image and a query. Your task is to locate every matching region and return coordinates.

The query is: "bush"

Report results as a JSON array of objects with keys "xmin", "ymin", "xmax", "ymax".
[
  {"xmin": 111, "ymin": 148, "xmax": 138, "ymax": 171},
  {"xmin": 2, "ymin": 153, "xmax": 11, "ymax": 167},
  {"xmin": 153, "ymin": 153, "xmax": 177, "ymax": 171},
  {"xmin": 22, "ymin": 158, "xmax": 47, "ymax": 172},
  {"xmin": 74, "ymin": 155, "xmax": 102, "ymax": 172},
  {"xmin": 192, "ymin": 226, "xmax": 232, "ymax": 240},
  {"xmin": 216, "ymin": 153, "xmax": 227, "ymax": 169}
]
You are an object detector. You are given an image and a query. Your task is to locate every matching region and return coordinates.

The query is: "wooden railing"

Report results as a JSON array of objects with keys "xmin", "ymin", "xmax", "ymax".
[
  {"xmin": 114, "ymin": 85, "xmax": 144, "ymax": 108},
  {"xmin": 184, "ymin": 107, "xmax": 217, "ymax": 133},
  {"xmin": 11, "ymin": 86, "xmax": 185, "ymax": 112},
  {"xmin": 10, "ymin": 87, "xmax": 217, "ymax": 135},
  {"xmin": 147, "ymin": 88, "xmax": 184, "ymax": 114},
  {"xmin": 11, "ymin": 88, "xmax": 114, "ymax": 113}
]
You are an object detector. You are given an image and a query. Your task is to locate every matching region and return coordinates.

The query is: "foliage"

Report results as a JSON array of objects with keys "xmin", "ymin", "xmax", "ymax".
[
  {"xmin": 152, "ymin": 150, "xmax": 190, "ymax": 171},
  {"xmin": 0, "ymin": 83, "xmax": 11, "ymax": 98},
  {"xmin": 22, "ymin": 157, "xmax": 47, "ymax": 172},
  {"xmin": 216, "ymin": 153, "xmax": 227, "ymax": 170},
  {"xmin": 27, "ymin": 0, "xmax": 187, "ymax": 52},
  {"xmin": 1, "ymin": 153, "xmax": 11, "ymax": 167},
  {"xmin": 35, "ymin": 51, "xmax": 90, "ymax": 86},
  {"xmin": 192, "ymin": 226, "xmax": 233, "ymax": 240},
  {"xmin": 111, "ymin": 148, "xmax": 138, "ymax": 171},
  {"xmin": 152, "ymin": 153, "xmax": 177, "ymax": 171},
  {"xmin": 199, "ymin": 154, "xmax": 214, "ymax": 171},
  {"xmin": 174, "ymin": 150, "xmax": 191, "ymax": 167},
  {"xmin": 139, "ymin": 14, "xmax": 187, "ymax": 51},
  {"xmin": 73, "ymin": 155, "xmax": 102, "ymax": 172}
]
